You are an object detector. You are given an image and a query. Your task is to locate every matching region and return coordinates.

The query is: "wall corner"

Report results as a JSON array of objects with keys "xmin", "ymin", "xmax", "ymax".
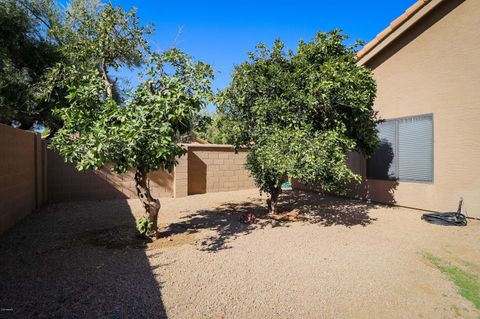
[{"xmin": 173, "ymin": 148, "xmax": 188, "ymax": 198}]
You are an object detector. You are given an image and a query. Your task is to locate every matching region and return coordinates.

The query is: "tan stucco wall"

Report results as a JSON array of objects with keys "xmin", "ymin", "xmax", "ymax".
[
  {"xmin": 354, "ymin": 0, "xmax": 480, "ymax": 217},
  {"xmin": 187, "ymin": 145, "xmax": 256, "ymax": 195},
  {"xmin": 0, "ymin": 125, "xmax": 47, "ymax": 234}
]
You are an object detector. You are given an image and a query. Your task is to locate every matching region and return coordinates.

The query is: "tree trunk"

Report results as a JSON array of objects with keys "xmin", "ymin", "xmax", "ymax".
[
  {"xmin": 134, "ymin": 169, "xmax": 161, "ymax": 238},
  {"xmin": 101, "ymin": 61, "xmax": 114, "ymax": 100},
  {"xmin": 267, "ymin": 186, "xmax": 282, "ymax": 215}
]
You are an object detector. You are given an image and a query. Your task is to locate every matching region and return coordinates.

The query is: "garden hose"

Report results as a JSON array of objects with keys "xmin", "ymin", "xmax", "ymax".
[{"xmin": 421, "ymin": 198, "xmax": 468, "ymax": 226}]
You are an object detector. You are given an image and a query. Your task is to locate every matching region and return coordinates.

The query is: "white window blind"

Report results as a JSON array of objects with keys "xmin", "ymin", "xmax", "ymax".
[
  {"xmin": 367, "ymin": 114, "xmax": 433, "ymax": 182},
  {"xmin": 398, "ymin": 115, "xmax": 433, "ymax": 182}
]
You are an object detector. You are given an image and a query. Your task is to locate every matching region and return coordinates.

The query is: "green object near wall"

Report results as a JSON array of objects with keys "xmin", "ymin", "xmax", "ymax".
[{"xmin": 281, "ymin": 182, "xmax": 292, "ymax": 190}]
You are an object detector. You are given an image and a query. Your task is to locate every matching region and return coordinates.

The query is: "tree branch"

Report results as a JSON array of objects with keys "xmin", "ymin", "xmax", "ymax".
[{"xmin": 101, "ymin": 59, "xmax": 114, "ymax": 99}]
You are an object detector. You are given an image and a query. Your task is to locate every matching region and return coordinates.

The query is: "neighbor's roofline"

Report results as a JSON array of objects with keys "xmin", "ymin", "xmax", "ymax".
[{"xmin": 356, "ymin": 0, "xmax": 445, "ymax": 65}]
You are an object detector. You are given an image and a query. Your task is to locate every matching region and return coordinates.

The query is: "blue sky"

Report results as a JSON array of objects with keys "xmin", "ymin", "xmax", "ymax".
[{"xmin": 109, "ymin": 0, "xmax": 415, "ymax": 111}]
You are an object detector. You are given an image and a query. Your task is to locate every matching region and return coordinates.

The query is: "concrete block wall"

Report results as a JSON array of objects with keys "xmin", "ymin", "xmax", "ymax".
[
  {"xmin": 48, "ymin": 144, "xmax": 255, "ymax": 201},
  {"xmin": 0, "ymin": 125, "xmax": 46, "ymax": 234},
  {"xmin": 1, "ymin": 127, "xmax": 256, "ymax": 234},
  {"xmin": 47, "ymin": 150, "xmax": 174, "ymax": 202},
  {"xmin": 174, "ymin": 151, "xmax": 188, "ymax": 198},
  {"xmin": 187, "ymin": 145, "xmax": 256, "ymax": 195}
]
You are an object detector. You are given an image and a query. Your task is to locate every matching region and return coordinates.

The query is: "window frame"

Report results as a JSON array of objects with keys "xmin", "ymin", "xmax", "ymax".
[{"xmin": 366, "ymin": 113, "xmax": 434, "ymax": 184}]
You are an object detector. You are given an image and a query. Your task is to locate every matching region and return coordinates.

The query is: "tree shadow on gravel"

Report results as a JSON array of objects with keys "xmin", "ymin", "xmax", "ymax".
[
  {"xmin": 161, "ymin": 200, "xmax": 269, "ymax": 252},
  {"xmin": 0, "ymin": 200, "xmax": 168, "ymax": 318},
  {"xmin": 277, "ymin": 190, "xmax": 379, "ymax": 227},
  {"xmin": 165, "ymin": 190, "xmax": 379, "ymax": 252}
]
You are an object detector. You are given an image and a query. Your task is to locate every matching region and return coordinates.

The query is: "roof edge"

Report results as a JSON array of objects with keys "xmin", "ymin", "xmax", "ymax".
[{"xmin": 356, "ymin": 0, "xmax": 433, "ymax": 63}]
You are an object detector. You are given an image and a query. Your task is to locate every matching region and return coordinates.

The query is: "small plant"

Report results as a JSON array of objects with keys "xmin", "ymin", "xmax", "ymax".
[{"xmin": 136, "ymin": 217, "xmax": 153, "ymax": 236}]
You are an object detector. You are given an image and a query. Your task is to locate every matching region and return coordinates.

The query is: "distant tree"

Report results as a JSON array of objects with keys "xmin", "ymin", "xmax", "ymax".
[
  {"xmin": 40, "ymin": 1, "xmax": 152, "ymax": 104},
  {"xmin": 0, "ymin": 0, "xmax": 61, "ymax": 130},
  {"xmin": 218, "ymin": 31, "xmax": 379, "ymax": 214},
  {"xmin": 180, "ymin": 111, "xmax": 235, "ymax": 145},
  {"xmin": 46, "ymin": 3, "xmax": 213, "ymax": 238},
  {"xmin": 202, "ymin": 112, "xmax": 234, "ymax": 144},
  {"xmin": 0, "ymin": 0, "xmax": 124, "ymax": 132},
  {"xmin": 180, "ymin": 110, "xmax": 213, "ymax": 143}
]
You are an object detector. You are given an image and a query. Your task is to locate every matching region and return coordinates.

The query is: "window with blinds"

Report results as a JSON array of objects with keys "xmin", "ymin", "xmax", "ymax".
[{"xmin": 367, "ymin": 114, "xmax": 433, "ymax": 182}]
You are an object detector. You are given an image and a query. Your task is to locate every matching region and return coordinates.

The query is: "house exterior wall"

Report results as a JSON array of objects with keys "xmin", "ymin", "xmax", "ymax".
[
  {"xmin": 0, "ymin": 124, "xmax": 47, "ymax": 234},
  {"xmin": 352, "ymin": 0, "xmax": 480, "ymax": 217}
]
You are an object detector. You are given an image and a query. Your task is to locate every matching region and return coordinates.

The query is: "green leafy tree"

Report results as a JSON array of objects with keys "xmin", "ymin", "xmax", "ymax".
[
  {"xmin": 181, "ymin": 111, "xmax": 235, "ymax": 144},
  {"xmin": 0, "ymin": 0, "xmax": 123, "ymax": 132},
  {"xmin": 218, "ymin": 30, "xmax": 378, "ymax": 214},
  {"xmin": 202, "ymin": 112, "xmax": 235, "ymax": 144},
  {"xmin": 179, "ymin": 110, "xmax": 212, "ymax": 143},
  {"xmin": 0, "ymin": 0, "xmax": 61, "ymax": 129},
  {"xmin": 46, "ymin": 3, "xmax": 213, "ymax": 237},
  {"xmin": 53, "ymin": 50, "xmax": 213, "ymax": 238},
  {"xmin": 41, "ymin": 2, "xmax": 152, "ymax": 105}
]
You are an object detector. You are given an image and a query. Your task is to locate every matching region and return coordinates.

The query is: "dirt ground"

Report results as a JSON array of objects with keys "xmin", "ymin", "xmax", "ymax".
[{"xmin": 1, "ymin": 189, "xmax": 479, "ymax": 318}]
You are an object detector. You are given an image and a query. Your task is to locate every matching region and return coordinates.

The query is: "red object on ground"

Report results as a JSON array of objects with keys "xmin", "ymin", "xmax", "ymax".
[{"xmin": 240, "ymin": 213, "xmax": 256, "ymax": 224}]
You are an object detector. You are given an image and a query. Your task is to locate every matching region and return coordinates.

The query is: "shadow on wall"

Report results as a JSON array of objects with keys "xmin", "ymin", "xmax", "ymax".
[
  {"xmin": 188, "ymin": 151, "xmax": 207, "ymax": 195},
  {"xmin": 352, "ymin": 179, "xmax": 399, "ymax": 206},
  {"xmin": 148, "ymin": 169, "xmax": 175, "ymax": 197},
  {"xmin": 0, "ymin": 200, "xmax": 167, "ymax": 318},
  {"xmin": 354, "ymin": 138, "xmax": 399, "ymax": 206},
  {"xmin": 367, "ymin": 139, "xmax": 396, "ymax": 181},
  {"xmin": 162, "ymin": 190, "xmax": 379, "ymax": 252},
  {"xmin": 295, "ymin": 144, "xmax": 399, "ymax": 206},
  {"xmin": 48, "ymin": 150, "xmax": 174, "ymax": 202}
]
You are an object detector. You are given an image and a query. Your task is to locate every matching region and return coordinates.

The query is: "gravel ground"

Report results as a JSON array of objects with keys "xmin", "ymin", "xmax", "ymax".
[{"xmin": 1, "ymin": 189, "xmax": 479, "ymax": 318}]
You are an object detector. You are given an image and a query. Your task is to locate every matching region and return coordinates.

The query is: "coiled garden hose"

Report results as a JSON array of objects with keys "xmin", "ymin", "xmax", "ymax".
[{"xmin": 421, "ymin": 198, "xmax": 468, "ymax": 226}]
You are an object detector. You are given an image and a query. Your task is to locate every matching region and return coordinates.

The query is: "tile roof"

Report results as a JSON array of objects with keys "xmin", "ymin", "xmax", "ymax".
[{"xmin": 357, "ymin": 0, "xmax": 432, "ymax": 60}]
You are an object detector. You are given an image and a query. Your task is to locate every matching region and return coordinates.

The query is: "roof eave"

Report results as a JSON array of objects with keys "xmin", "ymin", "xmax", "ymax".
[{"xmin": 356, "ymin": 0, "xmax": 445, "ymax": 66}]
